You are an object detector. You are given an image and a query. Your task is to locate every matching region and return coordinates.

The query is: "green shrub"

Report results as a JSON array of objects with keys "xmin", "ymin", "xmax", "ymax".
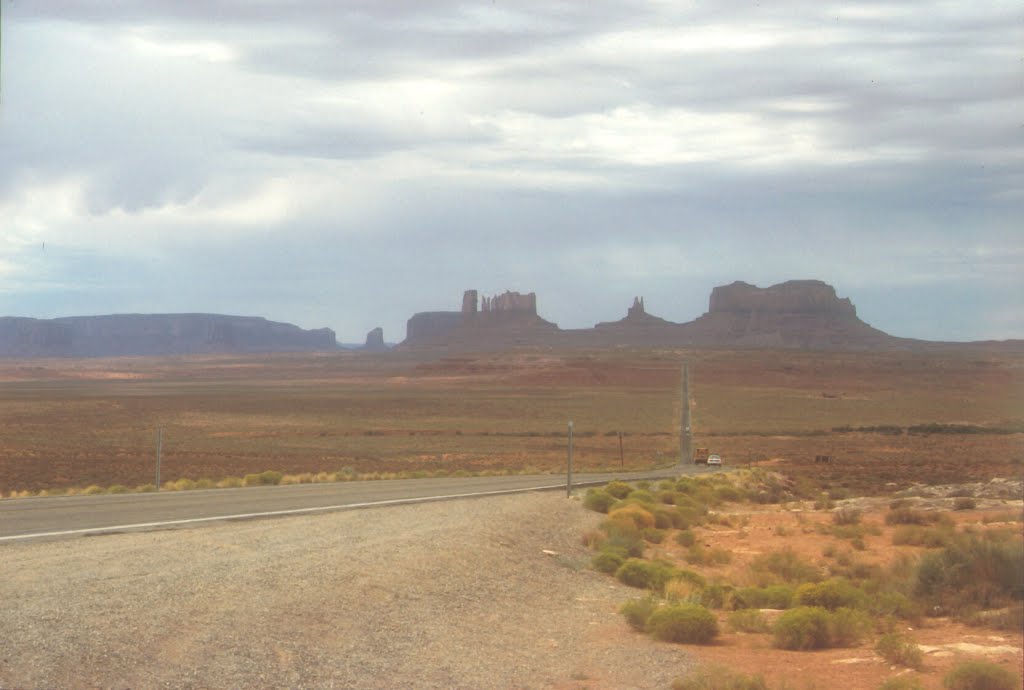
[
  {"xmin": 584, "ymin": 488, "xmax": 617, "ymax": 513},
  {"xmin": 646, "ymin": 604, "xmax": 719, "ymax": 644},
  {"xmin": 657, "ymin": 490, "xmax": 678, "ymax": 504},
  {"xmin": 728, "ymin": 608, "xmax": 771, "ymax": 633},
  {"xmin": 827, "ymin": 607, "xmax": 872, "ymax": 646},
  {"xmin": 643, "ymin": 527, "xmax": 666, "ymax": 544},
  {"xmin": 651, "ymin": 506, "xmax": 676, "ymax": 529},
  {"xmin": 915, "ymin": 533, "xmax": 1024, "ymax": 613},
  {"xmin": 600, "ymin": 519, "xmax": 646, "ymax": 558},
  {"xmin": 136, "ymin": 483, "xmax": 157, "ymax": 493},
  {"xmin": 795, "ymin": 578, "xmax": 866, "ymax": 611},
  {"xmin": 675, "ymin": 529, "xmax": 697, "ymax": 547},
  {"xmin": 604, "ymin": 481, "xmax": 634, "ymax": 499},
  {"xmin": 892, "ymin": 525, "xmax": 954, "ymax": 548},
  {"xmin": 879, "ymin": 678, "xmax": 924, "ymax": 690},
  {"xmin": 832, "ymin": 506, "xmax": 862, "ymax": 525},
  {"xmin": 732, "ymin": 585, "xmax": 794, "ymax": 610},
  {"xmin": 749, "ymin": 548, "xmax": 822, "ymax": 585},
  {"xmin": 82, "ymin": 485, "xmax": 106, "ymax": 495},
  {"xmin": 628, "ymin": 489, "xmax": 656, "ymax": 504},
  {"xmin": 107, "ymin": 484, "xmax": 129, "ymax": 494},
  {"xmin": 713, "ymin": 485, "xmax": 744, "ymax": 503},
  {"xmin": 953, "ymin": 497, "xmax": 977, "ymax": 511},
  {"xmin": 869, "ymin": 591, "xmax": 924, "ymax": 624},
  {"xmin": 773, "ymin": 606, "xmax": 831, "ymax": 650},
  {"xmin": 698, "ymin": 583, "xmax": 731, "ymax": 609},
  {"xmin": 243, "ymin": 470, "xmax": 283, "ymax": 486},
  {"xmin": 615, "ymin": 558, "xmax": 677, "ymax": 591},
  {"xmin": 672, "ymin": 665, "xmax": 768, "ymax": 690},
  {"xmin": 619, "ymin": 596, "xmax": 658, "ymax": 631},
  {"xmin": 608, "ymin": 504, "xmax": 657, "ymax": 530},
  {"xmin": 886, "ymin": 507, "xmax": 940, "ymax": 525},
  {"xmin": 591, "ymin": 551, "xmax": 625, "ymax": 575},
  {"xmin": 943, "ymin": 660, "xmax": 1019, "ymax": 690},
  {"xmin": 875, "ymin": 632, "xmax": 924, "ymax": 670}
]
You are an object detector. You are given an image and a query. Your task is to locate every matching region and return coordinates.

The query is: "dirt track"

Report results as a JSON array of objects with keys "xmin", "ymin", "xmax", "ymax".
[{"xmin": 0, "ymin": 492, "xmax": 692, "ymax": 689}]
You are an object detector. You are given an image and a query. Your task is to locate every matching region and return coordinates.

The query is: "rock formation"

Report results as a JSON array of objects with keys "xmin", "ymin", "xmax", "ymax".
[
  {"xmin": 402, "ymin": 281, "xmax": 918, "ymax": 351},
  {"xmin": 0, "ymin": 314, "xmax": 336, "ymax": 358},
  {"xmin": 363, "ymin": 327, "xmax": 387, "ymax": 351}
]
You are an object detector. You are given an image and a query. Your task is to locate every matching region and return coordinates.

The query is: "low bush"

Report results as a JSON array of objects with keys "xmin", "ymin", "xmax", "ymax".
[
  {"xmin": 604, "ymin": 481, "xmax": 634, "ymax": 500},
  {"xmin": 914, "ymin": 532, "xmax": 1024, "ymax": 614},
  {"xmin": 773, "ymin": 606, "xmax": 831, "ymax": 650},
  {"xmin": 795, "ymin": 578, "xmax": 867, "ymax": 611},
  {"xmin": 827, "ymin": 607, "xmax": 872, "ymax": 646},
  {"xmin": 886, "ymin": 507, "xmax": 941, "ymax": 525},
  {"xmin": 879, "ymin": 678, "xmax": 924, "ymax": 690},
  {"xmin": 243, "ymin": 470, "xmax": 282, "ymax": 486},
  {"xmin": 107, "ymin": 484, "xmax": 129, "ymax": 494},
  {"xmin": 732, "ymin": 585, "xmax": 794, "ymax": 610},
  {"xmin": 728, "ymin": 608, "xmax": 771, "ymax": 633},
  {"xmin": 651, "ymin": 506, "xmax": 677, "ymax": 529},
  {"xmin": 619, "ymin": 596, "xmax": 658, "ymax": 631},
  {"xmin": 953, "ymin": 497, "xmax": 977, "ymax": 511},
  {"xmin": 591, "ymin": 551, "xmax": 624, "ymax": 575},
  {"xmin": 832, "ymin": 506, "xmax": 862, "ymax": 525},
  {"xmin": 82, "ymin": 485, "xmax": 106, "ymax": 495},
  {"xmin": 672, "ymin": 665, "xmax": 768, "ymax": 690},
  {"xmin": 628, "ymin": 489, "xmax": 656, "ymax": 504},
  {"xmin": 646, "ymin": 603, "xmax": 719, "ymax": 644},
  {"xmin": 943, "ymin": 660, "xmax": 1019, "ymax": 690},
  {"xmin": 583, "ymin": 488, "xmax": 617, "ymax": 513},
  {"xmin": 749, "ymin": 548, "xmax": 822, "ymax": 585},
  {"xmin": 608, "ymin": 504, "xmax": 656, "ymax": 530},
  {"xmin": 615, "ymin": 558, "xmax": 678, "ymax": 592},
  {"xmin": 875, "ymin": 632, "xmax": 924, "ymax": 671},
  {"xmin": 675, "ymin": 529, "xmax": 697, "ymax": 547},
  {"xmin": 643, "ymin": 527, "xmax": 666, "ymax": 544},
  {"xmin": 892, "ymin": 525, "xmax": 955, "ymax": 548},
  {"xmin": 599, "ymin": 519, "xmax": 646, "ymax": 558}
]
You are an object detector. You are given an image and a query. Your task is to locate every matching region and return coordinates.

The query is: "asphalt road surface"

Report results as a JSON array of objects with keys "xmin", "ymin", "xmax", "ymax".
[{"xmin": 1, "ymin": 464, "xmax": 711, "ymax": 543}]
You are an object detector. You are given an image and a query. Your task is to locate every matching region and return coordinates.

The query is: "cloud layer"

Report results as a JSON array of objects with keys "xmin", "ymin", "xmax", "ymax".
[{"xmin": 2, "ymin": 1, "xmax": 1021, "ymax": 342}]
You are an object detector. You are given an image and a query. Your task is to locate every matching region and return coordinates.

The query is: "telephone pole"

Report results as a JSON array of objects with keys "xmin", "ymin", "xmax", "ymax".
[{"xmin": 680, "ymin": 362, "xmax": 692, "ymax": 465}]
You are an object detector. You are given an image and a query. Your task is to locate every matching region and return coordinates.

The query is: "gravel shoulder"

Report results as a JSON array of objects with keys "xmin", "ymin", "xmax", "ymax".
[{"xmin": 0, "ymin": 492, "xmax": 692, "ymax": 689}]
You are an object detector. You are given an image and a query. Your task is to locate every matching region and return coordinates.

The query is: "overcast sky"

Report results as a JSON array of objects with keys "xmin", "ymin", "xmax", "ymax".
[{"xmin": 1, "ymin": 1, "xmax": 1021, "ymax": 343}]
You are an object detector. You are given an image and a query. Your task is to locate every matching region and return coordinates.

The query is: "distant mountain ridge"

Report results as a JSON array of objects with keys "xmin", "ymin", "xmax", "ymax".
[{"xmin": 0, "ymin": 314, "xmax": 336, "ymax": 358}]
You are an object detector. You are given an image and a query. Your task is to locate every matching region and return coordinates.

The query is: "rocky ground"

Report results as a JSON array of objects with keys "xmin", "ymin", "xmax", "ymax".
[{"xmin": 0, "ymin": 492, "xmax": 693, "ymax": 690}]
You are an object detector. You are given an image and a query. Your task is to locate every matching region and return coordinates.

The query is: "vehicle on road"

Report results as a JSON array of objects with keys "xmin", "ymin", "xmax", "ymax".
[{"xmin": 706, "ymin": 454, "xmax": 722, "ymax": 466}]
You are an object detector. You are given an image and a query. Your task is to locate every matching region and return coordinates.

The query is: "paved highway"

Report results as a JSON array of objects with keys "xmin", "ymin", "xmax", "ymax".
[{"xmin": 1, "ymin": 465, "xmax": 710, "ymax": 543}]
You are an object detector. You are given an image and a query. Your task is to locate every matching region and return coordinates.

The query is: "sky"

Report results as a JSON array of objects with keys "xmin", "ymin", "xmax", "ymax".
[{"xmin": 0, "ymin": 1, "xmax": 1021, "ymax": 344}]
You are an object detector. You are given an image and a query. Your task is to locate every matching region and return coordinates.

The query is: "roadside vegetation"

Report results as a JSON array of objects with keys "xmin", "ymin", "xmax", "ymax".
[{"xmin": 582, "ymin": 470, "xmax": 1023, "ymax": 690}]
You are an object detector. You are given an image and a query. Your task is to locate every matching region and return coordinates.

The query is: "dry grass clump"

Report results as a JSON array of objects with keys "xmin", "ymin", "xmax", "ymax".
[
  {"xmin": 875, "ymin": 632, "xmax": 924, "ymax": 671},
  {"xmin": 672, "ymin": 665, "xmax": 768, "ymax": 690},
  {"xmin": 943, "ymin": 660, "xmax": 1020, "ymax": 690}
]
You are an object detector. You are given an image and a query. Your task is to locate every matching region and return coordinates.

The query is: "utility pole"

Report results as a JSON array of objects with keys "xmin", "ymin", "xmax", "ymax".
[
  {"xmin": 680, "ymin": 362, "xmax": 692, "ymax": 465},
  {"xmin": 566, "ymin": 420, "xmax": 574, "ymax": 497},
  {"xmin": 155, "ymin": 427, "xmax": 163, "ymax": 490}
]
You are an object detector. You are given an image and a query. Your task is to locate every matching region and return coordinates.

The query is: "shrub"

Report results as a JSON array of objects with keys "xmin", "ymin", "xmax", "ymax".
[
  {"xmin": 217, "ymin": 476, "xmax": 243, "ymax": 488},
  {"xmin": 875, "ymin": 632, "xmax": 924, "ymax": 671},
  {"xmin": 107, "ymin": 484, "xmax": 129, "ymax": 494},
  {"xmin": 828, "ymin": 607, "xmax": 872, "ymax": 646},
  {"xmin": 728, "ymin": 608, "xmax": 771, "ymax": 633},
  {"xmin": 749, "ymin": 548, "xmax": 822, "ymax": 585},
  {"xmin": 879, "ymin": 678, "xmax": 924, "ymax": 690},
  {"xmin": 832, "ymin": 506, "xmax": 862, "ymax": 525},
  {"xmin": 243, "ymin": 470, "xmax": 282, "ymax": 487},
  {"xmin": 619, "ymin": 596, "xmax": 658, "ymax": 631},
  {"xmin": 82, "ymin": 485, "xmax": 106, "ymax": 495},
  {"xmin": 732, "ymin": 585, "xmax": 794, "ymax": 610},
  {"xmin": 600, "ymin": 519, "xmax": 646, "ymax": 558},
  {"xmin": 914, "ymin": 533, "xmax": 1024, "ymax": 613},
  {"xmin": 892, "ymin": 525, "xmax": 954, "ymax": 548},
  {"xmin": 651, "ymin": 506, "xmax": 676, "ymax": 529},
  {"xmin": 943, "ymin": 660, "xmax": 1019, "ymax": 690},
  {"xmin": 591, "ymin": 551, "xmax": 625, "ymax": 575},
  {"xmin": 795, "ymin": 578, "xmax": 867, "ymax": 611},
  {"xmin": 628, "ymin": 489, "xmax": 656, "ymax": 504},
  {"xmin": 615, "ymin": 558, "xmax": 677, "ymax": 591},
  {"xmin": 136, "ymin": 483, "xmax": 157, "ymax": 493},
  {"xmin": 953, "ymin": 497, "xmax": 977, "ymax": 511},
  {"xmin": 584, "ymin": 488, "xmax": 616, "ymax": 513},
  {"xmin": 646, "ymin": 604, "xmax": 719, "ymax": 644},
  {"xmin": 773, "ymin": 606, "xmax": 831, "ymax": 650},
  {"xmin": 675, "ymin": 529, "xmax": 697, "ymax": 547},
  {"xmin": 886, "ymin": 507, "xmax": 939, "ymax": 525},
  {"xmin": 673, "ymin": 665, "xmax": 768, "ymax": 690},
  {"xmin": 605, "ymin": 481, "xmax": 634, "ymax": 499},
  {"xmin": 608, "ymin": 504, "xmax": 656, "ymax": 530},
  {"xmin": 643, "ymin": 527, "xmax": 666, "ymax": 544},
  {"xmin": 713, "ymin": 485, "xmax": 744, "ymax": 503}
]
